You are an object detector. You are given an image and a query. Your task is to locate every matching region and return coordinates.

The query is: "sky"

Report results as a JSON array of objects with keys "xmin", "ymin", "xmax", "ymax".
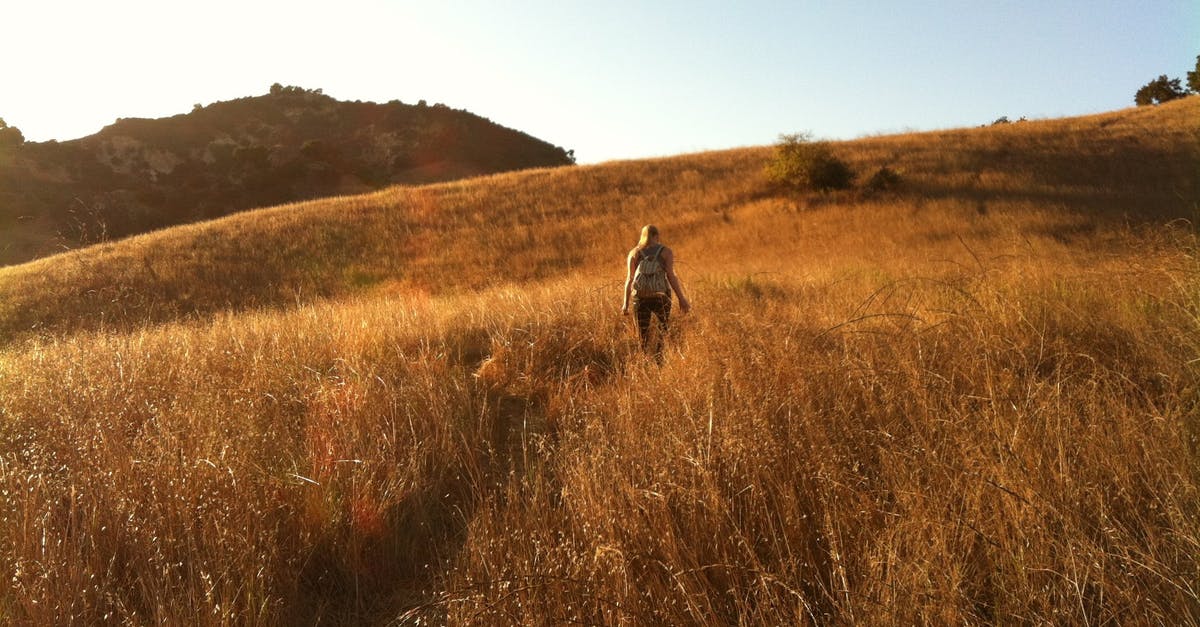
[{"xmin": 2, "ymin": 1, "xmax": 1197, "ymax": 164}]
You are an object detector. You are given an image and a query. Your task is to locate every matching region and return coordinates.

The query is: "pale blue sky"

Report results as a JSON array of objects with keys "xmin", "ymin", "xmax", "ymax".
[{"xmin": 3, "ymin": 1, "xmax": 1197, "ymax": 163}]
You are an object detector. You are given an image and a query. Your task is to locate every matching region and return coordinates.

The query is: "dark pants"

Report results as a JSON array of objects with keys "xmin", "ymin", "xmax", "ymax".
[{"xmin": 634, "ymin": 296, "xmax": 671, "ymax": 360}]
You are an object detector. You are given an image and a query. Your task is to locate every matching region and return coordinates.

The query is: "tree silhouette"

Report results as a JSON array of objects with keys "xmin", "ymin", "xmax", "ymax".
[
  {"xmin": 0, "ymin": 117, "xmax": 25, "ymax": 147},
  {"xmin": 1135, "ymin": 75, "xmax": 1187, "ymax": 106},
  {"xmin": 1188, "ymin": 55, "xmax": 1200, "ymax": 95}
]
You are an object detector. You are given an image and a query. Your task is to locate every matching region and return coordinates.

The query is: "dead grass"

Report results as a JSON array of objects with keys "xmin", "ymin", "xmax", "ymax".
[
  {"xmin": 0, "ymin": 98, "xmax": 1198, "ymax": 624},
  {"xmin": 2, "ymin": 98, "xmax": 1195, "ymax": 343}
]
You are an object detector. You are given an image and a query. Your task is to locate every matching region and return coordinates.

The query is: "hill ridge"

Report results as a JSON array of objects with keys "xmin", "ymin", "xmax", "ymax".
[
  {"xmin": 0, "ymin": 85, "xmax": 575, "ymax": 266},
  {"xmin": 0, "ymin": 98, "xmax": 1196, "ymax": 346}
]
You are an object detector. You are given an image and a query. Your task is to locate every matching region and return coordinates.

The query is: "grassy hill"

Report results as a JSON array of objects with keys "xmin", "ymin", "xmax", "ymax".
[
  {"xmin": 0, "ymin": 98, "xmax": 1197, "ymax": 624},
  {"xmin": 0, "ymin": 85, "xmax": 575, "ymax": 267},
  {"xmin": 2, "ymin": 99, "xmax": 1195, "ymax": 344}
]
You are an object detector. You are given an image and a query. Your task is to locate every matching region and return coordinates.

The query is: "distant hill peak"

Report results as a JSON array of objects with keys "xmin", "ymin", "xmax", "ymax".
[{"xmin": 0, "ymin": 86, "xmax": 575, "ymax": 266}]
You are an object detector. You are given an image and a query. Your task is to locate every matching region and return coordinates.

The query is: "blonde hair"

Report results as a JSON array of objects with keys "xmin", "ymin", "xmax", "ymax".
[{"xmin": 636, "ymin": 224, "xmax": 659, "ymax": 252}]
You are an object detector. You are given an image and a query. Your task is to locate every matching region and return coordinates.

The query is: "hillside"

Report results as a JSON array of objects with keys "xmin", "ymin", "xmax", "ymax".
[
  {"xmin": 0, "ymin": 98, "xmax": 1195, "ymax": 345},
  {"xmin": 0, "ymin": 85, "xmax": 575, "ymax": 266},
  {"xmin": 0, "ymin": 99, "xmax": 1197, "ymax": 624}
]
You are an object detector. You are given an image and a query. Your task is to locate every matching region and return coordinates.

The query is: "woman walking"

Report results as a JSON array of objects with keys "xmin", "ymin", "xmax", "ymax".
[{"xmin": 622, "ymin": 224, "xmax": 691, "ymax": 360}]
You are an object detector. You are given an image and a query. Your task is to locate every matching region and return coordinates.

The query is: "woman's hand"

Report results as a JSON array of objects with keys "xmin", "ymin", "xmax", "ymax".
[{"xmin": 679, "ymin": 298, "xmax": 691, "ymax": 315}]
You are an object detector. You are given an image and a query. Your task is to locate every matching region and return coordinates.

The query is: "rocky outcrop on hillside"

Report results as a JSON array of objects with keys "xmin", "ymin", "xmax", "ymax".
[{"xmin": 0, "ymin": 85, "xmax": 575, "ymax": 265}]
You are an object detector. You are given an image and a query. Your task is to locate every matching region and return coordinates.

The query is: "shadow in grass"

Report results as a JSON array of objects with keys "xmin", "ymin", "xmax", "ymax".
[
  {"xmin": 910, "ymin": 140, "xmax": 1199, "ymax": 225},
  {"xmin": 286, "ymin": 474, "xmax": 476, "ymax": 625},
  {"xmin": 285, "ymin": 335, "xmax": 619, "ymax": 624}
]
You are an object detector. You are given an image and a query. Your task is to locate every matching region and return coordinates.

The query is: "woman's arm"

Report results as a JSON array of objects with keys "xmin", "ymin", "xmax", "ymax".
[
  {"xmin": 662, "ymin": 248, "xmax": 691, "ymax": 314},
  {"xmin": 621, "ymin": 250, "xmax": 637, "ymax": 314}
]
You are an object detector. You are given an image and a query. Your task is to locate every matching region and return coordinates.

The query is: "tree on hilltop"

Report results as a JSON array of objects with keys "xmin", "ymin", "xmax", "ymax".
[
  {"xmin": 1135, "ymin": 74, "xmax": 1188, "ymax": 106},
  {"xmin": 1188, "ymin": 55, "xmax": 1200, "ymax": 95},
  {"xmin": 0, "ymin": 117, "xmax": 25, "ymax": 147},
  {"xmin": 268, "ymin": 83, "xmax": 324, "ymax": 97}
]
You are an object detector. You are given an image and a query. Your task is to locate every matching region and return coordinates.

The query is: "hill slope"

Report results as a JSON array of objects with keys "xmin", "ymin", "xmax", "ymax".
[
  {"xmin": 0, "ymin": 85, "xmax": 575, "ymax": 266},
  {"xmin": 0, "ymin": 99, "xmax": 1197, "ymax": 624},
  {"xmin": 1, "ymin": 98, "xmax": 1196, "ymax": 344}
]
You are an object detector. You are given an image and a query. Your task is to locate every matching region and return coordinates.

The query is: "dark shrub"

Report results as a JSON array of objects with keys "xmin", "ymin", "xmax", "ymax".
[
  {"xmin": 0, "ymin": 118, "xmax": 24, "ymax": 148},
  {"xmin": 863, "ymin": 166, "xmax": 902, "ymax": 195},
  {"xmin": 1135, "ymin": 75, "xmax": 1187, "ymax": 106}
]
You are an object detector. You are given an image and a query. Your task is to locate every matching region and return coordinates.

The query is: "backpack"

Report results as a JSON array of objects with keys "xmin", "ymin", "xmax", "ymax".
[{"xmin": 632, "ymin": 244, "xmax": 670, "ymax": 298}]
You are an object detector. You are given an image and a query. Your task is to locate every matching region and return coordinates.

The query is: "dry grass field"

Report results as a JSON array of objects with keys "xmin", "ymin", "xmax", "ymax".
[{"xmin": 0, "ymin": 98, "xmax": 1198, "ymax": 624}]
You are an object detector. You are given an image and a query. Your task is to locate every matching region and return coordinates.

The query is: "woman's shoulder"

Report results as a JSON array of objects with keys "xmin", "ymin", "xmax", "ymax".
[{"xmin": 629, "ymin": 243, "xmax": 670, "ymax": 259}]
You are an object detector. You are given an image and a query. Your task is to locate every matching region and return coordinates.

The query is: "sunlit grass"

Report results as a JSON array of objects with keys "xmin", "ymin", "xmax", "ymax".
[{"xmin": 0, "ymin": 98, "xmax": 1197, "ymax": 624}]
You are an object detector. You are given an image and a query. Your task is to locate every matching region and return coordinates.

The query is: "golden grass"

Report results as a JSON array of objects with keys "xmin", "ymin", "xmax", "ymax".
[
  {"xmin": 0, "ymin": 98, "xmax": 1198, "ymax": 624},
  {"xmin": 2, "ymin": 98, "xmax": 1195, "ymax": 343}
]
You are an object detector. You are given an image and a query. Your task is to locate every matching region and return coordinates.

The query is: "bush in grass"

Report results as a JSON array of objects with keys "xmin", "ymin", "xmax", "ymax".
[
  {"xmin": 862, "ymin": 165, "xmax": 903, "ymax": 195},
  {"xmin": 765, "ymin": 132, "xmax": 853, "ymax": 193}
]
